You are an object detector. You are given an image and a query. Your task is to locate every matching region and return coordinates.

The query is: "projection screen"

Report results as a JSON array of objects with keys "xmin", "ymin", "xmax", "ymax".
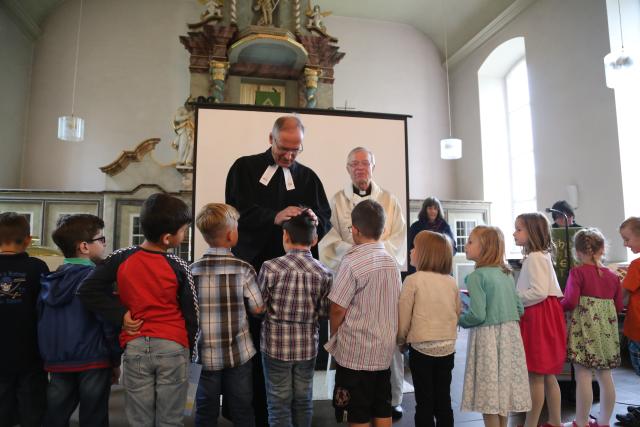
[{"xmin": 193, "ymin": 105, "xmax": 410, "ymax": 269}]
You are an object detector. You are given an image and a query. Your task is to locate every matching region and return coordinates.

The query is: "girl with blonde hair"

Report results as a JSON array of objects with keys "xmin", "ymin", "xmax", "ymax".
[{"xmin": 460, "ymin": 226, "xmax": 531, "ymax": 427}]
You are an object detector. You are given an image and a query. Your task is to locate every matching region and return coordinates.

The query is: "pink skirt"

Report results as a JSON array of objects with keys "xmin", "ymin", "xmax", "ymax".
[{"xmin": 520, "ymin": 296, "xmax": 566, "ymax": 374}]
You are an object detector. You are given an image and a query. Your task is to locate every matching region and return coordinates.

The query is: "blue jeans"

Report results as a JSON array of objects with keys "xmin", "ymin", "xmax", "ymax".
[
  {"xmin": 195, "ymin": 361, "xmax": 255, "ymax": 427},
  {"xmin": 262, "ymin": 353, "xmax": 315, "ymax": 427},
  {"xmin": 44, "ymin": 368, "xmax": 112, "ymax": 427},
  {"xmin": 629, "ymin": 339, "xmax": 640, "ymax": 376},
  {"xmin": 0, "ymin": 369, "xmax": 47, "ymax": 427},
  {"xmin": 123, "ymin": 337, "xmax": 189, "ymax": 427}
]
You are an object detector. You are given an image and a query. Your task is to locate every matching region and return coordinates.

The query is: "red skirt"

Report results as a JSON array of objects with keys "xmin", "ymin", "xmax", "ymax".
[{"xmin": 520, "ymin": 296, "xmax": 566, "ymax": 374}]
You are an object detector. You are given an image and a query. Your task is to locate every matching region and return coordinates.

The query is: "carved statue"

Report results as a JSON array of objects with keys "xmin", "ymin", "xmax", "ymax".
[
  {"xmin": 305, "ymin": 3, "xmax": 337, "ymax": 42},
  {"xmin": 200, "ymin": 0, "xmax": 223, "ymax": 21},
  {"xmin": 254, "ymin": 0, "xmax": 279, "ymax": 26},
  {"xmin": 171, "ymin": 102, "xmax": 195, "ymax": 167}
]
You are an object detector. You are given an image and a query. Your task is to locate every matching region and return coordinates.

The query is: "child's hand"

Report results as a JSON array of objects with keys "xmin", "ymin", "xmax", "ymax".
[
  {"xmin": 111, "ymin": 367, "xmax": 121, "ymax": 385},
  {"xmin": 123, "ymin": 310, "xmax": 143, "ymax": 335}
]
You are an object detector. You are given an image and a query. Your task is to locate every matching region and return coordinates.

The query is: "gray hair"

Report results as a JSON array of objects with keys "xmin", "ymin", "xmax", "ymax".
[
  {"xmin": 347, "ymin": 146, "xmax": 376, "ymax": 166},
  {"xmin": 272, "ymin": 116, "xmax": 305, "ymax": 141}
]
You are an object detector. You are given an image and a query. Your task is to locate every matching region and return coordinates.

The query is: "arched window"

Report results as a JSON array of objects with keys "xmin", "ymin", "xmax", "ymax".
[{"xmin": 478, "ymin": 38, "xmax": 536, "ymax": 256}]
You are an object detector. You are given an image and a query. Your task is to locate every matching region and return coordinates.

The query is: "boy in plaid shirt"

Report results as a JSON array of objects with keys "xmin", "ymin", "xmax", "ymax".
[
  {"xmin": 259, "ymin": 210, "xmax": 333, "ymax": 427},
  {"xmin": 191, "ymin": 203, "xmax": 264, "ymax": 427}
]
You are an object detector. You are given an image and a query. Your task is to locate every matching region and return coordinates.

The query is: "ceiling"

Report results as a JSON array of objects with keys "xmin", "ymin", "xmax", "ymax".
[{"xmin": 2, "ymin": 0, "xmax": 522, "ymax": 57}]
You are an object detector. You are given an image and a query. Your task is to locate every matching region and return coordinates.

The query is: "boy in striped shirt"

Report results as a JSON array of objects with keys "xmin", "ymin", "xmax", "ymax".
[
  {"xmin": 259, "ymin": 210, "xmax": 333, "ymax": 427},
  {"xmin": 325, "ymin": 200, "xmax": 402, "ymax": 427}
]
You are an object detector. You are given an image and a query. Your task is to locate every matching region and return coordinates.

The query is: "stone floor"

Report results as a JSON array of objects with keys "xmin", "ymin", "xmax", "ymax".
[{"xmin": 72, "ymin": 328, "xmax": 640, "ymax": 426}]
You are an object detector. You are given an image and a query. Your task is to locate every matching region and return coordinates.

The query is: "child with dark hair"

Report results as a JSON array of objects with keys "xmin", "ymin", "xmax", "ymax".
[
  {"xmin": 38, "ymin": 214, "xmax": 121, "ymax": 427},
  {"xmin": 259, "ymin": 209, "xmax": 332, "ymax": 427},
  {"xmin": 77, "ymin": 193, "xmax": 199, "ymax": 426},
  {"xmin": 0, "ymin": 212, "xmax": 49, "ymax": 427},
  {"xmin": 326, "ymin": 199, "xmax": 402, "ymax": 427}
]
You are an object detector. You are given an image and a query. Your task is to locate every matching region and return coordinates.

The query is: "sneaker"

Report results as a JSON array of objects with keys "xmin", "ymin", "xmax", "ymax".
[{"xmin": 391, "ymin": 405, "xmax": 403, "ymax": 421}]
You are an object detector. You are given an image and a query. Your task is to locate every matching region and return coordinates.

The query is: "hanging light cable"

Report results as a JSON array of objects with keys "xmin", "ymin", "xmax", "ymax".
[
  {"xmin": 604, "ymin": 0, "xmax": 638, "ymax": 89},
  {"xmin": 440, "ymin": 3, "xmax": 461, "ymax": 160},
  {"xmin": 58, "ymin": 0, "xmax": 85, "ymax": 142}
]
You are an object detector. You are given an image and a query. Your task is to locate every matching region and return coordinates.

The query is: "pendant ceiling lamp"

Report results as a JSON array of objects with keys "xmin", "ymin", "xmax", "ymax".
[
  {"xmin": 58, "ymin": 0, "xmax": 85, "ymax": 142},
  {"xmin": 440, "ymin": 3, "xmax": 461, "ymax": 160},
  {"xmin": 604, "ymin": 0, "xmax": 638, "ymax": 89}
]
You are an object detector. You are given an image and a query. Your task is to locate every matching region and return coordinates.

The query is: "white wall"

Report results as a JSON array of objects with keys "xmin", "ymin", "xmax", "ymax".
[
  {"xmin": 0, "ymin": 7, "xmax": 34, "ymax": 188},
  {"xmin": 450, "ymin": 0, "xmax": 626, "ymax": 260},
  {"xmin": 18, "ymin": 2, "xmax": 453, "ymax": 200},
  {"xmin": 327, "ymin": 15, "xmax": 454, "ymax": 200},
  {"xmin": 22, "ymin": 0, "xmax": 197, "ymax": 191}
]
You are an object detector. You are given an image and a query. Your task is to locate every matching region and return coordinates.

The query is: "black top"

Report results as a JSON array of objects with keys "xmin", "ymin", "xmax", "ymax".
[
  {"xmin": 407, "ymin": 218, "xmax": 457, "ymax": 274},
  {"xmin": 0, "ymin": 252, "xmax": 49, "ymax": 375},
  {"xmin": 225, "ymin": 148, "xmax": 331, "ymax": 271},
  {"xmin": 552, "ymin": 222, "xmax": 581, "ymax": 228}
]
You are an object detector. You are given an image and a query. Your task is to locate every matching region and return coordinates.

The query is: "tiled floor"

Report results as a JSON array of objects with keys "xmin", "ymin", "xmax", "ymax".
[{"xmin": 76, "ymin": 328, "xmax": 639, "ymax": 426}]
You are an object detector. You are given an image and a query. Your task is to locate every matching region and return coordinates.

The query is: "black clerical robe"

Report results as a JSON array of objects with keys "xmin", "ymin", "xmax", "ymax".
[{"xmin": 225, "ymin": 148, "xmax": 331, "ymax": 270}]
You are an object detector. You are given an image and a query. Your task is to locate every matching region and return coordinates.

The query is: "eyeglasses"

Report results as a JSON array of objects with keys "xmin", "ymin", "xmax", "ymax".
[
  {"xmin": 87, "ymin": 236, "xmax": 106, "ymax": 244},
  {"xmin": 347, "ymin": 160, "xmax": 372, "ymax": 168},
  {"xmin": 273, "ymin": 139, "xmax": 303, "ymax": 154}
]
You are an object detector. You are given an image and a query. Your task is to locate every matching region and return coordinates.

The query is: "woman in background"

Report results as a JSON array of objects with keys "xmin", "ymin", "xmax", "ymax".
[{"xmin": 408, "ymin": 197, "xmax": 456, "ymax": 273}]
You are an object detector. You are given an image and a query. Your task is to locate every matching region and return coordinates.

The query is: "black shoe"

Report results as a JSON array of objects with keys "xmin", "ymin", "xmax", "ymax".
[
  {"xmin": 617, "ymin": 411, "xmax": 640, "ymax": 425},
  {"xmin": 391, "ymin": 405, "xmax": 403, "ymax": 421},
  {"xmin": 629, "ymin": 407, "xmax": 640, "ymax": 414}
]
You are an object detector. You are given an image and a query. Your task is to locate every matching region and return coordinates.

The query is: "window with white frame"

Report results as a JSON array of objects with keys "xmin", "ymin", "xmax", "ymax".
[
  {"xmin": 505, "ymin": 59, "xmax": 537, "ymax": 220},
  {"xmin": 455, "ymin": 220, "xmax": 477, "ymax": 252},
  {"xmin": 478, "ymin": 37, "xmax": 536, "ymax": 256},
  {"xmin": 129, "ymin": 214, "xmax": 144, "ymax": 246}
]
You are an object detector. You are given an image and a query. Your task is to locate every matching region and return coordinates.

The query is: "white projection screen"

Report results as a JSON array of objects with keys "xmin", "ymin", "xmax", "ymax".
[{"xmin": 193, "ymin": 106, "xmax": 410, "ymax": 268}]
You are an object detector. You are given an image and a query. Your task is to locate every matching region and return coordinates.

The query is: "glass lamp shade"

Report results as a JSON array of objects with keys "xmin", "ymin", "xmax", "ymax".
[
  {"xmin": 604, "ymin": 49, "xmax": 638, "ymax": 89},
  {"xmin": 57, "ymin": 115, "xmax": 84, "ymax": 142},
  {"xmin": 440, "ymin": 138, "xmax": 462, "ymax": 160}
]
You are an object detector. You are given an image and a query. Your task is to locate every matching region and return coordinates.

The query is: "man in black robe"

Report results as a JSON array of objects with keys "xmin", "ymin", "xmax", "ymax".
[{"xmin": 225, "ymin": 115, "xmax": 331, "ymax": 426}]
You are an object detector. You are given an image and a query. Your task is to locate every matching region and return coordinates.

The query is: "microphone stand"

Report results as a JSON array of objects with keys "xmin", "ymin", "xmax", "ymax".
[
  {"xmin": 546, "ymin": 208, "xmax": 571, "ymax": 272},
  {"xmin": 546, "ymin": 207, "xmax": 575, "ymax": 400}
]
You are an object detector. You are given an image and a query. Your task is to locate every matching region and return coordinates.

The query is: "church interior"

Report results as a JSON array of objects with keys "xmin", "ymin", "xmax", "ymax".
[{"xmin": 1, "ymin": 0, "xmax": 639, "ymax": 425}]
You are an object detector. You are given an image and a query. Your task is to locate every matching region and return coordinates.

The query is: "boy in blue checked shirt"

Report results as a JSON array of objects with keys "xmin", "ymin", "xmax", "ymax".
[
  {"xmin": 259, "ymin": 210, "xmax": 333, "ymax": 427},
  {"xmin": 191, "ymin": 203, "xmax": 264, "ymax": 427}
]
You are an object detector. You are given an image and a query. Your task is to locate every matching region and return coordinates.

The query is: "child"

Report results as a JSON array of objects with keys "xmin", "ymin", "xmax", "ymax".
[
  {"xmin": 325, "ymin": 199, "xmax": 402, "ymax": 427},
  {"xmin": 459, "ymin": 225, "xmax": 531, "ymax": 427},
  {"xmin": 514, "ymin": 212, "xmax": 566, "ymax": 427},
  {"xmin": 397, "ymin": 230, "xmax": 461, "ymax": 427},
  {"xmin": 615, "ymin": 217, "xmax": 640, "ymax": 426},
  {"xmin": 38, "ymin": 214, "xmax": 122, "ymax": 427},
  {"xmin": 259, "ymin": 209, "xmax": 332, "ymax": 427},
  {"xmin": 77, "ymin": 193, "xmax": 199, "ymax": 426},
  {"xmin": 191, "ymin": 203, "xmax": 264, "ymax": 427},
  {"xmin": 561, "ymin": 228, "xmax": 623, "ymax": 427},
  {"xmin": 620, "ymin": 217, "xmax": 640, "ymax": 376},
  {"xmin": 0, "ymin": 212, "xmax": 49, "ymax": 427}
]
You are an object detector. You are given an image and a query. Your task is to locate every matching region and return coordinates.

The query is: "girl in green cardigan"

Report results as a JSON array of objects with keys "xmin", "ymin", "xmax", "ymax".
[{"xmin": 459, "ymin": 225, "xmax": 531, "ymax": 427}]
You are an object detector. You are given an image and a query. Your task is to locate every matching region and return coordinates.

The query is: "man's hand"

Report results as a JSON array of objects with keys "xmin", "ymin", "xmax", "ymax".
[
  {"xmin": 274, "ymin": 206, "xmax": 303, "ymax": 225},
  {"xmin": 274, "ymin": 206, "xmax": 319, "ymax": 225},
  {"xmin": 111, "ymin": 367, "xmax": 121, "ymax": 385},
  {"xmin": 123, "ymin": 310, "xmax": 143, "ymax": 335}
]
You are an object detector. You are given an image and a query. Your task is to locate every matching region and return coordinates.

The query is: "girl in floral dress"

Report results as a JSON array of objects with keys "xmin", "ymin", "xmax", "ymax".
[{"xmin": 561, "ymin": 228, "xmax": 624, "ymax": 427}]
